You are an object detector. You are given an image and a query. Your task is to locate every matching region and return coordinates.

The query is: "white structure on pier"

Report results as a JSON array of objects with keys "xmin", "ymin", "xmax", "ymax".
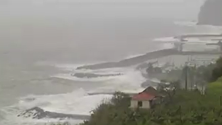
[{"xmin": 153, "ymin": 33, "xmax": 222, "ymax": 52}]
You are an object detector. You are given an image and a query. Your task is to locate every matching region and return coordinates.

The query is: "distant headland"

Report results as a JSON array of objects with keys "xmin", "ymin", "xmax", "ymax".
[{"xmin": 198, "ymin": 0, "xmax": 222, "ymax": 26}]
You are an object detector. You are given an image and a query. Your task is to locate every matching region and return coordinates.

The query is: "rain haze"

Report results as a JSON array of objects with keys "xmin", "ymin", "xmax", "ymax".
[
  {"xmin": 0, "ymin": 0, "xmax": 219, "ymax": 124},
  {"xmin": 0, "ymin": 0, "xmax": 203, "ymax": 61}
]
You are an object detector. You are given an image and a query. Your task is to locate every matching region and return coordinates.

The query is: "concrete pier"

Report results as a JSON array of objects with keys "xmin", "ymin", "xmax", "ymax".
[
  {"xmin": 176, "ymin": 34, "xmax": 222, "ymax": 39},
  {"xmin": 77, "ymin": 49, "xmax": 221, "ymax": 70}
]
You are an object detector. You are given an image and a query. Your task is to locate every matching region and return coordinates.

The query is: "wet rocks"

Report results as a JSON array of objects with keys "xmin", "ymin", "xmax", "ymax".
[{"xmin": 18, "ymin": 107, "xmax": 90, "ymax": 120}]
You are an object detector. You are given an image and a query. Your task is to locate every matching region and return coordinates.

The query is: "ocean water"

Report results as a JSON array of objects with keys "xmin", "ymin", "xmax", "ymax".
[{"xmin": 0, "ymin": 17, "xmax": 222, "ymax": 124}]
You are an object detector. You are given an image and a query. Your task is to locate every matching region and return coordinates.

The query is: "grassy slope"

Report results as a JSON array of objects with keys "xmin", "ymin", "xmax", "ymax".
[{"xmin": 79, "ymin": 77, "xmax": 222, "ymax": 125}]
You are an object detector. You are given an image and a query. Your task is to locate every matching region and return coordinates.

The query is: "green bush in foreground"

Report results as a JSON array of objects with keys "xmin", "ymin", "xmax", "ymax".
[
  {"xmin": 80, "ymin": 57, "xmax": 222, "ymax": 125},
  {"xmin": 80, "ymin": 81, "xmax": 222, "ymax": 125},
  {"xmin": 54, "ymin": 57, "xmax": 222, "ymax": 125}
]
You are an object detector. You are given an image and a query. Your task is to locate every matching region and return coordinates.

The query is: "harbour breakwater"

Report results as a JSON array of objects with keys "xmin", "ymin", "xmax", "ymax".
[
  {"xmin": 176, "ymin": 34, "xmax": 222, "ymax": 39},
  {"xmin": 77, "ymin": 49, "xmax": 221, "ymax": 70}
]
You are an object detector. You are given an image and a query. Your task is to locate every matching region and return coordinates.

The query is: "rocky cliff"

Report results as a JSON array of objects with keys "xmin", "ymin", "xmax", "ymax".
[{"xmin": 198, "ymin": 0, "xmax": 222, "ymax": 26}]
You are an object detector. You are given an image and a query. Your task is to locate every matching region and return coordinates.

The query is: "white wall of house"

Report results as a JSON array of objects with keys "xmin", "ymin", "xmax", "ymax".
[
  {"xmin": 142, "ymin": 100, "xmax": 151, "ymax": 109},
  {"xmin": 130, "ymin": 100, "xmax": 138, "ymax": 108},
  {"xmin": 130, "ymin": 100, "xmax": 151, "ymax": 109}
]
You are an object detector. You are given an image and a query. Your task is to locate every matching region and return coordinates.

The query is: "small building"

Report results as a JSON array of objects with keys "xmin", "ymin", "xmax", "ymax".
[{"xmin": 130, "ymin": 87, "xmax": 163, "ymax": 109}]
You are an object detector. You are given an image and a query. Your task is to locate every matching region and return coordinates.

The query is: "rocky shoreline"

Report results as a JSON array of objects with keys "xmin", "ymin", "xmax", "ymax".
[{"xmin": 18, "ymin": 107, "xmax": 90, "ymax": 120}]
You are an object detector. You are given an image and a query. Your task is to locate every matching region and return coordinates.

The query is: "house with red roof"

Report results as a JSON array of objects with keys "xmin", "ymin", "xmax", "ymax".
[{"xmin": 130, "ymin": 87, "xmax": 163, "ymax": 109}]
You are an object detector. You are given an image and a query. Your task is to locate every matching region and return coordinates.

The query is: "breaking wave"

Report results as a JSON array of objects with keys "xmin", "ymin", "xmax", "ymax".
[
  {"xmin": 1, "ymin": 64, "xmax": 146, "ymax": 125},
  {"xmin": 0, "ymin": 88, "xmax": 112, "ymax": 125},
  {"xmin": 4, "ymin": 20, "xmax": 220, "ymax": 125}
]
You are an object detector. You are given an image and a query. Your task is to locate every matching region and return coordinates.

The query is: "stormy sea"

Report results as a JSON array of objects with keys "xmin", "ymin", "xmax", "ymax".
[
  {"xmin": 1, "ymin": 18, "xmax": 221, "ymax": 125},
  {"xmin": 0, "ymin": 0, "xmax": 222, "ymax": 124}
]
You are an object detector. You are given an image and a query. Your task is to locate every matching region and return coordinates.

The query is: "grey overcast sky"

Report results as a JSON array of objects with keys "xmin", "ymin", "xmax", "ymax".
[
  {"xmin": 0, "ymin": 0, "xmax": 204, "ymax": 19},
  {"xmin": 0, "ymin": 0, "xmax": 205, "ymax": 53}
]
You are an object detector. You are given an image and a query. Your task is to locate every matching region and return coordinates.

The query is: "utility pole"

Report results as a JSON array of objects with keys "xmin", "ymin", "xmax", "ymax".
[
  {"xmin": 190, "ymin": 67, "xmax": 194, "ymax": 90},
  {"xmin": 193, "ymin": 64, "xmax": 197, "ymax": 90},
  {"xmin": 184, "ymin": 62, "xmax": 188, "ymax": 90}
]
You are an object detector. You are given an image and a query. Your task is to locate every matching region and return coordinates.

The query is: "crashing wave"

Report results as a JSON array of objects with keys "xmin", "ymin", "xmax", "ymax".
[{"xmin": 18, "ymin": 107, "xmax": 90, "ymax": 120}]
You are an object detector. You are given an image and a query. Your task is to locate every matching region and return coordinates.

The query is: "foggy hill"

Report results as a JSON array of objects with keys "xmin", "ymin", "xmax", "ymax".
[{"xmin": 198, "ymin": 0, "xmax": 222, "ymax": 26}]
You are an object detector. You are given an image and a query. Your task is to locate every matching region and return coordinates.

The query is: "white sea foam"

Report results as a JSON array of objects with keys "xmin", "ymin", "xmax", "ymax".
[
  {"xmin": 86, "ymin": 68, "xmax": 146, "ymax": 95},
  {"xmin": 1, "ymin": 111, "xmax": 84, "ymax": 125},
  {"xmin": 1, "ymin": 29, "xmax": 183, "ymax": 125},
  {"xmin": 57, "ymin": 66, "xmax": 144, "ymax": 84},
  {"xmin": 1, "ymin": 88, "xmax": 112, "ymax": 125},
  {"xmin": 1, "ymin": 65, "xmax": 147, "ymax": 125},
  {"xmin": 51, "ymin": 73, "xmax": 118, "ymax": 82},
  {"xmin": 20, "ymin": 89, "xmax": 111, "ymax": 115},
  {"xmin": 54, "ymin": 61, "xmax": 117, "ymax": 72}
]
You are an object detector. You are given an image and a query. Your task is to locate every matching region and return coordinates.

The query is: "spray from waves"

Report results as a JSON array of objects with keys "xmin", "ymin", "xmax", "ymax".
[
  {"xmin": 1, "ymin": 111, "xmax": 84, "ymax": 125},
  {"xmin": 55, "ymin": 67, "xmax": 147, "ymax": 96},
  {"xmin": 52, "ymin": 62, "xmax": 148, "ymax": 82},
  {"xmin": 2, "ymin": 36, "xmax": 177, "ymax": 124},
  {"xmin": 50, "ymin": 62, "xmax": 148, "ymax": 95},
  {"xmin": 1, "ymin": 110, "xmax": 84, "ymax": 125},
  {"xmin": 54, "ymin": 63, "xmax": 130, "ymax": 73},
  {"xmin": 1, "ymin": 65, "xmax": 147, "ymax": 125},
  {"xmin": 17, "ymin": 88, "xmax": 112, "ymax": 115},
  {"xmin": 53, "ymin": 65, "xmax": 146, "ymax": 87},
  {"xmin": 89, "ymin": 69, "xmax": 146, "ymax": 93},
  {"xmin": 51, "ymin": 73, "xmax": 119, "ymax": 82},
  {"xmin": 0, "ymin": 88, "xmax": 112, "ymax": 125}
]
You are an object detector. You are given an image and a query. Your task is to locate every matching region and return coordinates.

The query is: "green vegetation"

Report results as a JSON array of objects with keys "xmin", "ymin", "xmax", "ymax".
[
  {"xmin": 80, "ymin": 57, "xmax": 222, "ymax": 125},
  {"xmin": 211, "ymin": 57, "xmax": 222, "ymax": 82},
  {"xmin": 80, "ymin": 84, "xmax": 222, "ymax": 125},
  {"xmin": 150, "ymin": 62, "xmax": 215, "ymax": 82},
  {"xmin": 52, "ymin": 57, "xmax": 222, "ymax": 125}
]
